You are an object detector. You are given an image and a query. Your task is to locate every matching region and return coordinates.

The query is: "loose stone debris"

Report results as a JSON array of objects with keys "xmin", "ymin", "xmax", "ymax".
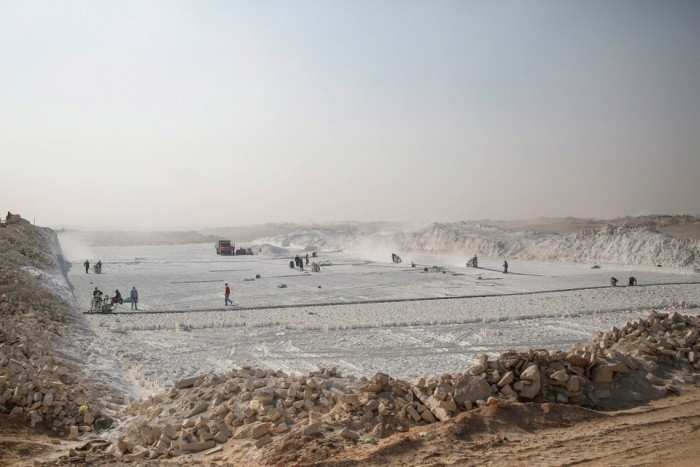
[{"xmin": 93, "ymin": 308, "xmax": 700, "ymax": 461}]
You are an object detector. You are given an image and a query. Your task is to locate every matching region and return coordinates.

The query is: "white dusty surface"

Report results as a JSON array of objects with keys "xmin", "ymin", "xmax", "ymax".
[{"xmin": 61, "ymin": 241, "xmax": 700, "ymax": 399}]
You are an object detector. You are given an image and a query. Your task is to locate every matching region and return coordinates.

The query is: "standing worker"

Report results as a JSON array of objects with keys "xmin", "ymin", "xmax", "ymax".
[
  {"xmin": 84, "ymin": 260, "xmax": 90, "ymax": 274},
  {"xmin": 503, "ymin": 259, "xmax": 508, "ymax": 274},
  {"xmin": 224, "ymin": 283, "xmax": 233, "ymax": 306},
  {"xmin": 130, "ymin": 286, "xmax": 139, "ymax": 310}
]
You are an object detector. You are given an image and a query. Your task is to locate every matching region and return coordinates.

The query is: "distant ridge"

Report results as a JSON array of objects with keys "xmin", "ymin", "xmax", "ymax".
[
  {"xmin": 252, "ymin": 216, "xmax": 700, "ymax": 270},
  {"xmin": 56, "ymin": 216, "xmax": 700, "ymax": 268}
]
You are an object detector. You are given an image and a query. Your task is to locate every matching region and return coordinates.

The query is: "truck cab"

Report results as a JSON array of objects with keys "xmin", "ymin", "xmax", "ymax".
[{"xmin": 215, "ymin": 240, "xmax": 235, "ymax": 255}]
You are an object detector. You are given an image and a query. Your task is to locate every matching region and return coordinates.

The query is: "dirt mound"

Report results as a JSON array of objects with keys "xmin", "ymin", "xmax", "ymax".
[
  {"xmin": 254, "ymin": 392, "xmax": 700, "ymax": 467},
  {"xmin": 259, "ymin": 402, "xmax": 605, "ymax": 466}
]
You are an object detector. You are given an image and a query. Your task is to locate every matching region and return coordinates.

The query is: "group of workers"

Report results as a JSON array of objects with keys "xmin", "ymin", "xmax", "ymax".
[
  {"xmin": 92, "ymin": 286, "xmax": 139, "ymax": 311},
  {"xmin": 86, "ymin": 251, "xmax": 643, "ymax": 313},
  {"xmin": 84, "ymin": 260, "xmax": 103, "ymax": 274},
  {"xmin": 610, "ymin": 277, "xmax": 637, "ymax": 287},
  {"xmin": 466, "ymin": 255, "xmax": 641, "ymax": 285}
]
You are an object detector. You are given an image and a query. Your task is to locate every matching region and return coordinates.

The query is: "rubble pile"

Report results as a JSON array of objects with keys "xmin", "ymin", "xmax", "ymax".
[
  {"xmin": 0, "ymin": 216, "xmax": 108, "ymax": 437},
  {"xmin": 105, "ymin": 310, "xmax": 700, "ymax": 462}
]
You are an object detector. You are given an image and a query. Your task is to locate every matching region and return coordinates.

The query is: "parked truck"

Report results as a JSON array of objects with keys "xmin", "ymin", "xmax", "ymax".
[{"xmin": 215, "ymin": 240, "xmax": 235, "ymax": 256}]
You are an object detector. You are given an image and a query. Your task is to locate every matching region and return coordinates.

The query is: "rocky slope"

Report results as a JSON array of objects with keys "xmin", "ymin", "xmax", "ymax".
[{"xmin": 0, "ymin": 215, "xmax": 120, "ymax": 438}]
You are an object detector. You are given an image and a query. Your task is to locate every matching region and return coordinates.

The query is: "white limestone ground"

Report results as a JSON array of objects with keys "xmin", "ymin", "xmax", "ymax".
[{"xmin": 58, "ymin": 240, "xmax": 700, "ymax": 400}]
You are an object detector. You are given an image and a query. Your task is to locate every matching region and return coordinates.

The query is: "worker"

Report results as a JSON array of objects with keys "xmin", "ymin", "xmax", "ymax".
[{"xmin": 111, "ymin": 289, "xmax": 122, "ymax": 305}]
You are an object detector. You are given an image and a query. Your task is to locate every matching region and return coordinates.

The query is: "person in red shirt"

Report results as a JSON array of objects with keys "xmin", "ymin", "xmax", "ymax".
[{"xmin": 224, "ymin": 283, "xmax": 233, "ymax": 306}]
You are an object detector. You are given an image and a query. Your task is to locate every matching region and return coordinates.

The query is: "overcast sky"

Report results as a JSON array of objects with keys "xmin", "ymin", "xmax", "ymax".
[{"xmin": 2, "ymin": 0, "xmax": 699, "ymax": 230}]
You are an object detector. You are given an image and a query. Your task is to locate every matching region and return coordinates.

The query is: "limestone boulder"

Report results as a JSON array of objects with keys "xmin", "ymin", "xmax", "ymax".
[
  {"xmin": 453, "ymin": 376, "xmax": 491, "ymax": 405},
  {"xmin": 517, "ymin": 365, "xmax": 541, "ymax": 399}
]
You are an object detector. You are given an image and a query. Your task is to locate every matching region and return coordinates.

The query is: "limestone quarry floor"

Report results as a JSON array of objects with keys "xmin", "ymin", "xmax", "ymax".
[{"xmin": 56, "ymin": 243, "xmax": 700, "ymax": 399}]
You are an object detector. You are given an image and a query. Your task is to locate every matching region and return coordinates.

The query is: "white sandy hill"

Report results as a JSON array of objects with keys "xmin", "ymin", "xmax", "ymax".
[
  {"xmin": 253, "ymin": 221, "xmax": 700, "ymax": 270},
  {"xmin": 558, "ymin": 224, "xmax": 700, "ymax": 268},
  {"xmin": 394, "ymin": 222, "xmax": 700, "ymax": 269},
  {"xmin": 257, "ymin": 227, "xmax": 370, "ymax": 252}
]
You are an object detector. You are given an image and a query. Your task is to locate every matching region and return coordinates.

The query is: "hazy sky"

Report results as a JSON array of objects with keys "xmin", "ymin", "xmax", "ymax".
[{"xmin": 2, "ymin": 0, "xmax": 699, "ymax": 230}]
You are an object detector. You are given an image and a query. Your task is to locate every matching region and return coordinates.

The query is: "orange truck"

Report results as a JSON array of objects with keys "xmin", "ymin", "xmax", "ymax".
[{"xmin": 215, "ymin": 240, "xmax": 235, "ymax": 256}]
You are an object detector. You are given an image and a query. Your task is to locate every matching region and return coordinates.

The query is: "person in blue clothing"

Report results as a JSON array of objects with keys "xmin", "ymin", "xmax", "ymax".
[{"xmin": 130, "ymin": 286, "xmax": 139, "ymax": 310}]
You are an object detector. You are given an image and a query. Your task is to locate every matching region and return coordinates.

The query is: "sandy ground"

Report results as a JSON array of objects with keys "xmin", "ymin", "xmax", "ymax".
[{"xmin": 0, "ymin": 415, "xmax": 83, "ymax": 467}]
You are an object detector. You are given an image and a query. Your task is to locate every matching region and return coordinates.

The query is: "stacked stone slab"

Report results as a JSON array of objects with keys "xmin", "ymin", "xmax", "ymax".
[
  {"xmin": 0, "ymin": 217, "xmax": 108, "ymax": 436},
  {"xmin": 0, "ymin": 328, "xmax": 103, "ymax": 434},
  {"xmin": 106, "ymin": 367, "xmax": 351, "ymax": 459}
]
